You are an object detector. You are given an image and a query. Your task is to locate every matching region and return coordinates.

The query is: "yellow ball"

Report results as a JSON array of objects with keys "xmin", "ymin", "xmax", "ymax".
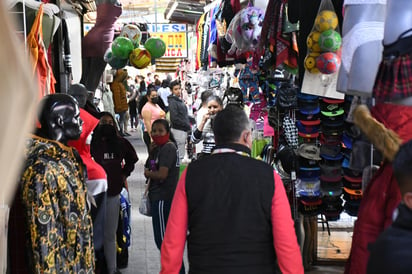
[
  {"xmin": 307, "ymin": 31, "xmax": 321, "ymax": 52},
  {"xmin": 129, "ymin": 48, "xmax": 151, "ymax": 69},
  {"xmin": 315, "ymin": 10, "xmax": 338, "ymax": 32},
  {"xmin": 305, "ymin": 52, "xmax": 320, "ymax": 74}
]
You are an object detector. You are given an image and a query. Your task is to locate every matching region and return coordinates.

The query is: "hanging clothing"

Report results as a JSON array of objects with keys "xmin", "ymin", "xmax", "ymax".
[
  {"xmin": 195, "ymin": 13, "xmax": 206, "ymax": 70},
  {"xmin": 68, "ymin": 108, "xmax": 108, "ymax": 196},
  {"xmin": 27, "ymin": 4, "xmax": 56, "ymax": 98},
  {"xmin": 82, "ymin": 3, "xmax": 122, "ymax": 58},
  {"xmin": 16, "ymin": 135, "xmax": 94, "ymax": 273}
]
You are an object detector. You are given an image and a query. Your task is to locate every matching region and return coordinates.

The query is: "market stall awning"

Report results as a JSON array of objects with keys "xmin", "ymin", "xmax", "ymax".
[{"xmin": 164, "ymin": 0, "xmax": 207, "ymax": 24}]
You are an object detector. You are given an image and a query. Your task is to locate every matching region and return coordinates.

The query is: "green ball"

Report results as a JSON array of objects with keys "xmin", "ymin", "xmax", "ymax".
[
  {"xmin": 112, "ymin": 37, "xmax": 134, "ymax": 59},
  {"xmin": 144, "ymin": 37, "xmax": 166, "ymax": 58},
  {"xmin": 319, "ymin": 29, "xmax": 342, "ymax": 52},
  {"xmin": 108, "ymin": 55, "xmax": 128, "ymax": 69}
]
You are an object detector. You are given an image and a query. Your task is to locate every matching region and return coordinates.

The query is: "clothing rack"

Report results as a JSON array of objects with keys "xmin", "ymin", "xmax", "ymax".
[{"xmin": 8, "ymin": 0, "xmax": 28, "ymax": 49}]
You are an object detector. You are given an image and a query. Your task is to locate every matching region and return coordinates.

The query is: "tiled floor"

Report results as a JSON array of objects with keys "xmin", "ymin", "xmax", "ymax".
[{"xmin": 121, "ymin": 129, "xmax": 348, "ymax": 274}]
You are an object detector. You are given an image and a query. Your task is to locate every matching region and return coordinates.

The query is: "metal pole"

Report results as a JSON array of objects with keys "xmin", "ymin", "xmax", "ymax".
[{"xmin": 154, "ymin": 0, "xmax": 158, "ymax": 32}]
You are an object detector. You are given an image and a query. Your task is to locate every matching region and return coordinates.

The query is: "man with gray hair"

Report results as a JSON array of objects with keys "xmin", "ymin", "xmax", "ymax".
[{"xmin": 160, "ymin": 106, "xmax": 304, "ymax": 274}]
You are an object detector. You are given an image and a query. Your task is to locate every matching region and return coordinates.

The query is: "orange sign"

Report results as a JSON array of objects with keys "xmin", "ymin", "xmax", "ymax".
[{"xmin": 150, "ymin": 32, "xmax": 187, "ymax": 58}]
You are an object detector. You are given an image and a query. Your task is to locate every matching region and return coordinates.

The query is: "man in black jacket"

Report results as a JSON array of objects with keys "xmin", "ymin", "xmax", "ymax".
[
  {"xmin": 160, "ymin": 106, "xmax": 303, "ymax": 274},
  {"xmin": 167, "ymin": 80, "xmax": 191, "ymax": 163},
  {"xmin": 367, "ymin": 139, "xmax": 412, "ymax": 274}
]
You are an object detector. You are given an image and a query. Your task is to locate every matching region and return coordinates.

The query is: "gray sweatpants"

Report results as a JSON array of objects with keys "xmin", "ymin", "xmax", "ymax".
[{"xmin": 104, "ymin": 194, "xmax": 120, "ymax": 273}]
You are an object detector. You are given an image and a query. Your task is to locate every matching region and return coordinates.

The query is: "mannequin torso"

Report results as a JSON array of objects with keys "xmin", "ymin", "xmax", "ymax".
[
  {"xmin": 384, "ymin": 0, "xmax": 412, "ymax": 45},
  {"xmin": 337, "ymin": 2, "xmax": 386, "ymax": 96}
]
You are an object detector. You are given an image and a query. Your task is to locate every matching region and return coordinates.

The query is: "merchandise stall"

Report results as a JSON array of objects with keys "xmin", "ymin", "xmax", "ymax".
[{"xmin": 190, "ymin": 0, "xmax": 412, "ymax": 271}]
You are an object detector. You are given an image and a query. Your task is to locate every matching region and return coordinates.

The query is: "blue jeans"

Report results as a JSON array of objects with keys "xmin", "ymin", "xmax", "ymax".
[{"xmin": 151, "ymin": 200, "xmax": 185, "ymax": 274}]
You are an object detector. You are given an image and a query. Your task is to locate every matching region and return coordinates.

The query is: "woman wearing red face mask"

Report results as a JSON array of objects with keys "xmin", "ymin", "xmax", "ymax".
[{"xmin": 143, "ymin": 119, "xmax": 185, "ymax": 274}]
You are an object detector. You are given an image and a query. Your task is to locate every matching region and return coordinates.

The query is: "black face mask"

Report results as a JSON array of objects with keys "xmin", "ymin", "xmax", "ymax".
[
  {"xmin": 98, "ymin": 124, "xmax": 117, "ymax": 139},
  {"xmin": 151, "ymin": 97, "xmax": 159, "ymax": 104}
]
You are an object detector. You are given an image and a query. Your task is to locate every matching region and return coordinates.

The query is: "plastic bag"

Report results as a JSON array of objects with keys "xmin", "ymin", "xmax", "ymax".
[{"xmin": 138, "ymin": 190, "xmax": 151, "ymax": 217}]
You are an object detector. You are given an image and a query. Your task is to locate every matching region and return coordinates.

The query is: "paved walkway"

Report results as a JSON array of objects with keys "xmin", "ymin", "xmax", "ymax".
[{"xmin": 119, "ymin": 129, "xmax": 344, "ymax": 274}]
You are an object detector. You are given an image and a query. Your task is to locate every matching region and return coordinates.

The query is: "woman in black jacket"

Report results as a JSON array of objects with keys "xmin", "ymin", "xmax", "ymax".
[{"xmin": 91, "ymin": 112, "xmax": 139, "ymax": 274}]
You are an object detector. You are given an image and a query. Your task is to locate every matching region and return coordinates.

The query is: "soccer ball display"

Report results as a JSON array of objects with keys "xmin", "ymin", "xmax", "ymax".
[
  {"xmin": 129, "ymin": 48, "xmax": 151, "ymax": 69},
  {"xmin": 306, "ymin": 31, "xmax": 321, "ymax": 53},
  {"xmin": 144, "ymin": 37, "xmax": 166, "ymax": 58},
  {"xmin": 315, "ymin": 10, "xmax": 338, "ymax": 32},
  {"xmin": 305, "ymin": 52, "xmax": 320, "ymax": 73},
  {"xmin": 111, "ymin": 36, "xmax": 134, "ymax": 59},
  {"xmin": 119, "ymin": 24, "xmax": 142, "ymax": 48},
  {"xmin": 319, "ymin": 29, "xmax": 342, "ymax": 52},
  {"xmin": 316, "ymin": 52, "xmax": 341, "ymax": 74}
]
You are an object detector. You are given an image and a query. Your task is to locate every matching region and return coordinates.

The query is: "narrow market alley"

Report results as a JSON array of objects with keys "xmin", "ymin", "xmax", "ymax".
[{"xmin": 120, "ymin": 130, "xmax": 345, "ymax": 274}]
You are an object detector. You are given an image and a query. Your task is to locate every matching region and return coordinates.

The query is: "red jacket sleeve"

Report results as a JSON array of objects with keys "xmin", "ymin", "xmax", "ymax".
[
  {"xmin": 272, "ymin": 171, "xmax": 304, "ymax": 274},
  {"xmin": 160, "ymin": 169, "xmax": 188, "ymax": 274}
]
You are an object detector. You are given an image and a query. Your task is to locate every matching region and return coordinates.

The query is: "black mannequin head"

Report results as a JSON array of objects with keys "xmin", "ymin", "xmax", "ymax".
[
  {"xmin": 68, "ymin": 83, "xmax": 89, "ymax": 108},
  {"xmin": 37, "ymin": 93, "xmax": 83, "ymax": 144}
]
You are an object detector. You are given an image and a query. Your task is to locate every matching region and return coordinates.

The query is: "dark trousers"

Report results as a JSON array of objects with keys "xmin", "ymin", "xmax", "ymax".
[
  {"xmin": 151, "ymin": 200, "xmax": 185, "ymax": 274},
  {"xmin": 143, "ymin": 131, "xmax": 151, "ymax": 153},
  {"xmin": 90, "ymin": 192, "xmax": 107, "ymax": 272}
]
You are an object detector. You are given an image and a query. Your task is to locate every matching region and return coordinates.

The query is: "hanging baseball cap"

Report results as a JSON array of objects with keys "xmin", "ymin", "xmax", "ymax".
[
  {"xmin": 343, "ymin": 175, "xmax": 363, "ymax": 190},
  {"xmin": 297, "ymin": 143, "xmax": 321, "ymax": 161},
  {"xmin": 320, "ymin": 132, "xmax": 342, "ymax": 146},
  {"xmin": 321, "ymin": 180, "xmax": 343, "ymax": 197},
  {"xmin": 322, "ymin": 195, "xmax": 343, "ymax": 221},
  {"xmin": 298, "ymin": 166, "xmax": 321, "ymax": 180},
  {"xmin": 298, "ymin": 197, "xmax": 323, "ymax": 216},
  {"xmin": 342, "ymin": 167, "xmax": 363, "ymax": 178},
  {"xmin": 297, "ymin": 121, "xmax": 320, "ymax": 138},
  {"xmin": 342, "ymin": 132, "xmax": 353, "ymax": 150},
  {"xmin": 321, "ymin": 108, "xmax": 345, "ymax": 127},
  {"xmin": 296, "ymin": 110, "xmax": 320, "ymax": 123},
  {"xmin": 297, "ymin": 178, "xmax": 321, "ymax": 197},
  {"xmin": 320, "ymin": 98, "xmax": 345, "ymax": 112},
  {"xmin": 320, "ymin": 144, "xmax": 342, "ymax": 159},
  {"xmin": 320, "ymin": 162, "xmax": 342, "ymax": 182},
  {"xmin": 299, "ymin": 156, "xmax": 320, "ymax": 169},
  {"xmin": 343, "ymin": 187, "xmax": 363, "ymax": 201},
  {"xmin": 321, "ymin": 124, "xmax": 345, "ymax": 136}
]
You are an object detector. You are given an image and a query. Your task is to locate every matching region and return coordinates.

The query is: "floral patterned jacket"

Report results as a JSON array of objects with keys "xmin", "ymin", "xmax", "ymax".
[{"xmin": 20, "ymin": 135, "xmax": 95, "ymax": 273}]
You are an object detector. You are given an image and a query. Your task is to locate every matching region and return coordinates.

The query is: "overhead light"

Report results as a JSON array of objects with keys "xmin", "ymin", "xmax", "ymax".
[{"xmin": 166, "ymin": 1, "xmax": 178, "ymax": 20}]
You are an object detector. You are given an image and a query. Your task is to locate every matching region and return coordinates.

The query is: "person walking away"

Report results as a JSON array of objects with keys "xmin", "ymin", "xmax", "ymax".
[
  {"xmin": 91, "ymin": 112, "xmax": 139, "ymax": 274},
  {"xmin": 141, "ymin": 86, "xmax": 166, "ymax": 153},
  {"xmin": 367, "ymin": 139, "xmax": 412, "ymax": 274},
  {"xmin": 143, "ymin": 119, "xmax": 185, "ymax": 274},
  {"xmin": 168, "ymin": 80, "xmax": 191, "ymax": 164},
  {"xmin": 191, "ymin": 95, "xmax": 223, "ymax": 157},
  {"xmin": 110, "ymin": 69, "xmax": 129, "ymax": 136},
  {"xmin": 160, "ymin": 107, "xmax": 304, "ymax": 274},
  {"xmin": 126, "ymin": 77, "xmax": 138, "ymax": 131},
  {"xmin": 157, "ymin": 80, "xmax": 171, "ymax": 112}
]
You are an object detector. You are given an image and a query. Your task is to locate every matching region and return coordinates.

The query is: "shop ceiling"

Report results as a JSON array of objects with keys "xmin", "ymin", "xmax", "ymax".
[{"xmin": 120, "ymin": 0, "xmax": 211, "ymax": 24}]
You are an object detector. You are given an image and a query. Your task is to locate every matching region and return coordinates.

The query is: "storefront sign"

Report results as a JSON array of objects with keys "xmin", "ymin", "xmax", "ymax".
[
  {"xmin": 148, "ymin": 24, "xmax": 186, "ymax": 33},
  {"xmin": 148, "ymin": 24, "xmax": 187, "ymax": 58}
]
